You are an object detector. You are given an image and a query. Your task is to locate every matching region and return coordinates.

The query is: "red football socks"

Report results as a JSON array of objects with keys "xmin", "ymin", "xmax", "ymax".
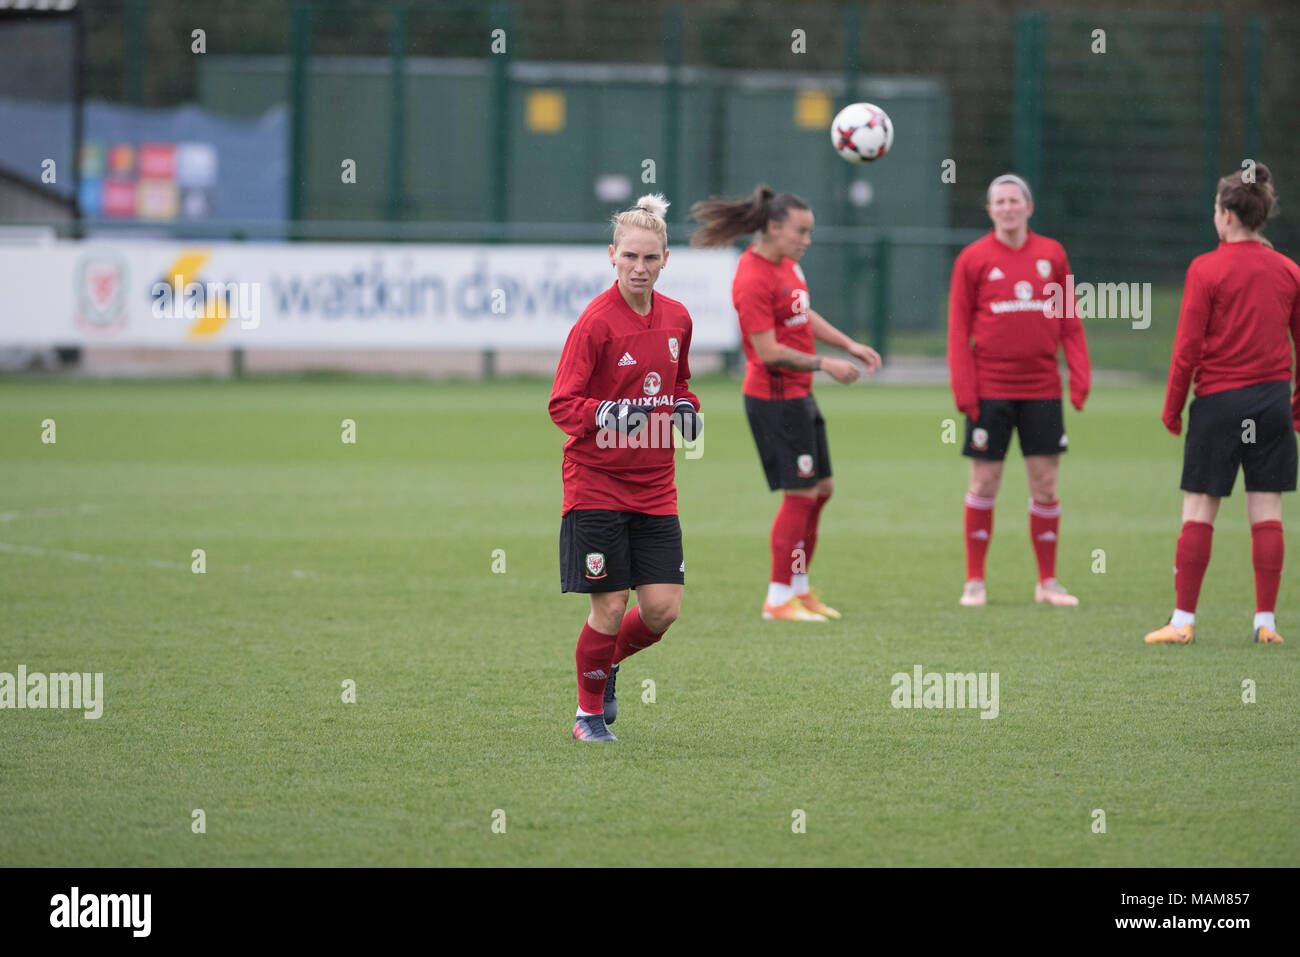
[
  {"xmin": 1174, "ymin": 521, "xmax": 1214, "ymax": 613},
  {"xmin": 964, "ymin": 492, "xmax": 995, "ymax": 581},
  {"xmin": 770, "ymin": 494, "xmax": 816, "ymax": 585},
  {"xmin": 1029, "ymin": 498, "xmax": 1061, "ymax": 583},
  {"xmin": 1251, "ymin": 520, "xmax": 1284, "ymax": 613},
  {"xmin": 575, "ymin": 621, "xmax": 617, "ymax": 714},
  {"xmin": 803, "ymin": 493, "xmax": 831, "ymax": 570},
  {"xmin": 613, "ymin": 605, "xmax": 663, "ymax": 665}
]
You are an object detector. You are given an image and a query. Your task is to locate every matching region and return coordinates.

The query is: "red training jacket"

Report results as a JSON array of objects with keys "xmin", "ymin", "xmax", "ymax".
[
  {"xmin": 1162, "ymin": 240, "xmax": 1300, "ymax": 434},
  {"xmin": 733, "ymin": 247, "xmax": 815, "ymax": 400},
  {"xmin": 947, "ymin": 230, "xmax": 1090, "ymax": 418},
  {"xmin": 549, "ymin": 282, "xmax": 700, "ymax": 515}
]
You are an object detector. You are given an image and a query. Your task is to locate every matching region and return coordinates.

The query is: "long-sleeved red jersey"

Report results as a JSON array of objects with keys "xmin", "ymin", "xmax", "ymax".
[
  {"xmin": 733, "ymin": 246, "xmax": 815, "ymax": 400},
  {"xmin": 947, "ymin": 230, "xmax": 1090, "ymax": 418},
  {"xmin": 549, "ymin": 282, "xmax": 700, "ymax": 515},
  {"xmin": 1162, "ymin": 240, "xmax": 1300, "ymax": 433}
]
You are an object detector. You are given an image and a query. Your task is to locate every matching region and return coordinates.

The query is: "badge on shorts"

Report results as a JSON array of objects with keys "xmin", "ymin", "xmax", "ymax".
[
  {"xmin": 797, "ymin": 454, "xmax": 814, "ymax": 477},
  {"xmin": 668, "ymin": 336, "xmax": 679, "ymax": 361},
  {"xmin": 585, "ymin": 552, "xmax": 607, "ymax": 579},
  {"xmin": 643, "ymin": 371, "xmax": 661, "ymax": 396},
  {"xmin": 972, "ymin": 428, "xmax": 989, "ymax": 451},
  {"xmin": 1059, "ymin": 433, "xmax": 1068, "ymax": 448}
]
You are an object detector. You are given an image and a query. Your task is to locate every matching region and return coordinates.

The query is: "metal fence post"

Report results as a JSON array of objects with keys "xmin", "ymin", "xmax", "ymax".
[
  {"xmin": 386, "ymin": 3, "xmax": 407, "ymax": 224},
  {"xmin": 289, "ymin": 1, "xmax": 312, "ymax": 224},
  {"xmin": 72, "ymin": 2, "xmax": 86, "ymax": 233},
  {"xmin": 839, "ymin": 3, "xmax": 861, "ymax": 228},
  {"xmin": 840, "ymin": 3, "xmax": 864, "ymax": 343},
  {"xmin": 1245, "ymin": 17, "xmax": 1262, "ymax": 163},
  {"xmin": 662, "ymin": 6, "xmax": 683, "ymax": 220},
  {"xmin": 707, "ymin": 72, "xmax": 726, "ymax": 201},
  {"xmin": 124, "ymin": 0, "xmax": 146, "ymax": 105},
  {"xmin": 1203, "ymin": 14, "xmax": 1222, "ymax": 215},
  {"xmin": 488, "ymin": 1, "xmax": 513, "ymax": 224},
  {"xmin": 1013, "ymin": 11, "xmax": 1044, "ymax": 197},
  {"xmin": 484, "ymin": 2, "xmax": 514, "ymax": 377},
  {"xmin": 873, "ymin": 236, "xmax": 890, "ymax": 360}
]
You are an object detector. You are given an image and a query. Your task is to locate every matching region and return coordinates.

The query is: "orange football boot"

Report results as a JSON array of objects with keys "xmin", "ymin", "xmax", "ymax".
[
  {"xmin": 1144, "ymin": 622, "xmax": 1193, "ymax": 645},
  {"xmin": 796, "ymin": 589, "xmax": 841, "ymax": 619},
  {"xmin": 762, "ymin": 596, "xmax": 827, "ymax": 621}
]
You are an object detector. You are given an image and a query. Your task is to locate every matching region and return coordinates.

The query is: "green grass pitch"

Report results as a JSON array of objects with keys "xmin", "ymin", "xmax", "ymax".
[{"xmin": 1, "ymin": 375, "xmax": 1296, "ymax": 866}]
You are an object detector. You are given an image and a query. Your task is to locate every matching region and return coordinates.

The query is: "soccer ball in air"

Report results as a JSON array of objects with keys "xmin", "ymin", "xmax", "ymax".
[{"xmin": 831, "ymin": 102, "xmax": 893, "ymax": 163}]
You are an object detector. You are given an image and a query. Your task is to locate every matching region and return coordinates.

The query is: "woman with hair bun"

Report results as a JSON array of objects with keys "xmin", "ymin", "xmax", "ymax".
[
  {"xmin": 691, "ymin": 184, "xmax": 881, "ymax": 622},
  {"xmin": 1145, "ymin": 163, "xmax": 1300, "ymax": 645},
  {"xmin": 549, "ymin": 193, "xmax": 701, "ymax": 741}
]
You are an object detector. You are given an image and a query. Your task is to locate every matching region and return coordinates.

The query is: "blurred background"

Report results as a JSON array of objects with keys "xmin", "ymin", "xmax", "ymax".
[{"xmin": 1, "ymin": 0, "xmax": 1297, "ymax": 378}]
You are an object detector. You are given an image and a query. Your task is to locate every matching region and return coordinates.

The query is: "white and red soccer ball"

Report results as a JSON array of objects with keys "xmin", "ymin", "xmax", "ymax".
[{"xmin": 831, "ymin": 102, "xmax": 894, "ymax": 163}]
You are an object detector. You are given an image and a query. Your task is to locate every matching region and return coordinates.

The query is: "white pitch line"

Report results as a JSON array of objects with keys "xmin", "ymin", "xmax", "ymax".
[
  {"xmin": 0, "ymin": 541, "xmax": 189, "ymax": 570},
  {"xmin": 0, "ymin": 503, "xmax": 317, "ymax": 579},
  {"xmin": 0, "ymin": 503, "xmax": 102, "ymax": 523},
  {"xmin": 0, "ymin": 542, "xmax": 317, "ymax": 579}
]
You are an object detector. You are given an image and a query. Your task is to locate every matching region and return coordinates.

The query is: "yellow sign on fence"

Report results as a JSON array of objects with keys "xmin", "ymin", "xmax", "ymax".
[
  {"xmin": 794, "ymin": 89, "xmax": 832, "ymax": 130},
  {"xmin": 526, "ymin": 90, "xmax": 566, "ymax": 133}
]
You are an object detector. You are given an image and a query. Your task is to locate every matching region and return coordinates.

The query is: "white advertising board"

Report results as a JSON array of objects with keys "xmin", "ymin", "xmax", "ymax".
[{"xmin": 0, "ymin": 241, "xmax": 742, "ymax": 350}]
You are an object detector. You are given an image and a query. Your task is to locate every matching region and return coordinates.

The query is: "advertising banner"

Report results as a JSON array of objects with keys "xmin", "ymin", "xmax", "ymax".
[{"xmin": 0, "ymin": 242, "xmax": 742, "ymax": 350}]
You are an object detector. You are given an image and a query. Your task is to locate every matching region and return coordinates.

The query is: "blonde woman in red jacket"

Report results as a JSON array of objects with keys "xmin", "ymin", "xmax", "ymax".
[
  {"xmin": 947, "ymin": 174, "xmax": 1091, "ymax": 608},
  {"xmin": 548, "ymin": 194, "xmax": 701, "ymax": 741}
]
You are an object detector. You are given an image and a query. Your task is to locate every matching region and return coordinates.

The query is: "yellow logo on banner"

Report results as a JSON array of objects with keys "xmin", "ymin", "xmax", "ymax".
[{"xmin": 161, "ymin": 250, "xmax": 230, "ymax": 338}]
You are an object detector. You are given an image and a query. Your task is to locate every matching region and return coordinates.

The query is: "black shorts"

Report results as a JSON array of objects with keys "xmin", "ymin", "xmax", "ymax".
[
  {"xmin": 559, "ymin": 508, "xmax": 684, "ymax": 593},
  {"xmin": 1181, "ymin": 381, "xmax": 1298, "ymax": 496},
  {"xmin": 963, "ymin": 398, "xmax": 1067, "ymax": 460},
  {"xmin": 744, "ymin": 394, "xmax": 832, "ymax": 491}
]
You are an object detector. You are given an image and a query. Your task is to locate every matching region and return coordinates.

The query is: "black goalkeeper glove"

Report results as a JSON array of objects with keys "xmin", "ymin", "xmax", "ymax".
[
  {"xmin": 595, "ymin": 400, "xmax": 654, "ymax": 437},
  {"xmin": 672, "ymin": 399, "xmax": 702, "ymax": 441}
]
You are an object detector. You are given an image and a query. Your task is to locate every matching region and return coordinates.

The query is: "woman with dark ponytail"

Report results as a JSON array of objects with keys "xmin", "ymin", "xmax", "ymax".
[
  {"xmin": 691, "ymin": 185, "xmax": 881, "ymax": 621},
  {"xmin": 1145, "ymin": 163, "xmax": 1300, "ymax": 645}
]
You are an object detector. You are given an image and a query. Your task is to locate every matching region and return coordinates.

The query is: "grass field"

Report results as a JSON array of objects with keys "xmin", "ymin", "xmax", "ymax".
[{"xmin": 2, "ymin": 374, "xmax": 1296, "ymax": 867}]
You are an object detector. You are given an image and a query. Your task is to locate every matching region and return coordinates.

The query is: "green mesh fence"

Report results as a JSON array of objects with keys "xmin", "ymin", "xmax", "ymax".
[{"xmin": 60, "ymin": 0, "xmax": 1300, "ymax": 363}]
